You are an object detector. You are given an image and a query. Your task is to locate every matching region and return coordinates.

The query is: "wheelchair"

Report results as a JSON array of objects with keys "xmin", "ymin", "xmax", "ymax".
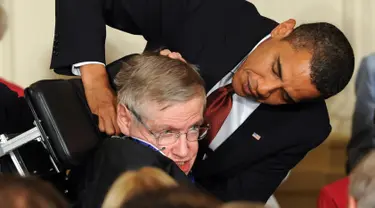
[{"xmin": 0, "ymin": 55, "xmax": 133, "ymax": 201}]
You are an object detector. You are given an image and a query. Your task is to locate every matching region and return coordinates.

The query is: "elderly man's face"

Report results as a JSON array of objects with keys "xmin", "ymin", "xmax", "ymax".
[{"xmin": 117, "ymin": 96, "xmax": 205, "ymax": 174}]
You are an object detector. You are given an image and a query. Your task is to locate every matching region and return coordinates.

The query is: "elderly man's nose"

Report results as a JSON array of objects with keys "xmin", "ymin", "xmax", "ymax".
[{"xmin": 173, "ymin": 137, "xmax": 189, "ymax": 157}]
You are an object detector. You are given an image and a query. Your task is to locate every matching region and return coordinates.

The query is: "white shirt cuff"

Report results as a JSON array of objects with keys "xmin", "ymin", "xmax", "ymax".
[{"xmin": 72, "ymin": 61, "xmax": 105, "ymax": 76}]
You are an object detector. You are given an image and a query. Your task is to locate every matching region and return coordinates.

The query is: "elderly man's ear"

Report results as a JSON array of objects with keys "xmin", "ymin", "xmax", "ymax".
[{"xmin": 116, "ymin": 104, "xmax": 132, "ymax": 135}]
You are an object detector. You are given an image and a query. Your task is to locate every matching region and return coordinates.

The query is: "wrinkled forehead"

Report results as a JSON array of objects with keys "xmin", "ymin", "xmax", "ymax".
[{"xmin": 143, "ymin": 97, "xmax": 205, "ymax": 129}]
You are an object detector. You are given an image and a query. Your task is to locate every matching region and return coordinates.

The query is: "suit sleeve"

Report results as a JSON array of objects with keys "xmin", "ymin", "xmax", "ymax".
[
  {"xmin": 347, "ymin": 55, "xmax": 375, "ymax": 173},
  {"xmin": 50, "ymin": 0, "xmax": 204, "ymax": 74}
]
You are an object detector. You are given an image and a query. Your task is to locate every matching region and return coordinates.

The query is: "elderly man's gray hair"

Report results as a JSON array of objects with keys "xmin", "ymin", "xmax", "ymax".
[{"xmin": 115, "ymin": 53, "xmax": 206, "ymax": 119}]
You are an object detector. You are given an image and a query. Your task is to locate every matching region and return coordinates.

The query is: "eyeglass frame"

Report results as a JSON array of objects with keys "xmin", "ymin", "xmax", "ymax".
[{"xmin": 126, "ymin": 105, "xmax": 210, "ymax": 146}]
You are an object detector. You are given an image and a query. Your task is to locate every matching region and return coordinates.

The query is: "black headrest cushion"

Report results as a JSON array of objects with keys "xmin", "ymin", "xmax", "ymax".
[{"xmin": 25, "ymin": 79, "xmax": 102, "ymax": 168}]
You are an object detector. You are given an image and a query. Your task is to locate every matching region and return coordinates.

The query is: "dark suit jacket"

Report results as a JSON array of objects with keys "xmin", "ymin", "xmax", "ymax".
[
  {"xmin": 51, "ymin": 0, "xmax": 331, "ymax": 202},
  {"xmin": 74, "ymin": 138, "xmax": 192, "ymax": 208}
]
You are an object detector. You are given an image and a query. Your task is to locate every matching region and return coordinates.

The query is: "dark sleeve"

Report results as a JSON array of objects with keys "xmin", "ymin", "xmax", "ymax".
[
  {"xmin": 0, "ymin": 83, "xmax": 34, "ymax": 135},
  {"xmin": 346, "ymin": 56, "xmax": 375, "ymax": 173},
  {"xmin": 50, "ymin": 0, "xmax": 204, "ymax": 74}
]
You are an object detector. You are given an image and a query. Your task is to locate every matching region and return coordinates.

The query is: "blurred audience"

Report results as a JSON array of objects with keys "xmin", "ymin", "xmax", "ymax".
[
  {"xmin": 349, "ymin": 150, "xmax": 375, "ymax": 208},
  {"xmin": 317, "ymin": 177, "xmax": 349, "ymax": 208},
  {"xmin": 121, "ymin": 184, "xmax": 267, "ymax": 208},
  {"xmin": 347, "ymin": 53, "xmax": 375, "ymax": 173},
  {"xmin": 220, "ymin": 201, "xmax": 268, "ymax": 208},
  {"xmin": 103, "ymin": 167, "xmax": 269, "ymax": 208},
  {"xmin": 0, "ymin": 174, "xmax": 68, "ymax": 208},
  {"xmin": 0, "ymin": 79, "xmax": 33, "ymax": 135},
  {"xmin": 102, "ymin": 167, "xmax": 178, "ymax": 208},
  {"xmin": 103, "ymin": 167, "xmax": 268, "ymax": 208},
  {"xmin": 0, "ymin": 78, "xmax": 24, "ymax": 96},
  {"xmin": 318, "ymin": 53, "xmax": 375, "ymax": 208},
  {"xmin": 121, "ymin": 185, "xmax": 222, "ymax": 208}
]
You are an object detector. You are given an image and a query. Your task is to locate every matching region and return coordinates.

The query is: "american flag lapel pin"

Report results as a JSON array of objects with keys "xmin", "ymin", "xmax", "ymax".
[{"xmin": 252, "ymin": 132, "xmax": 261, "ymax": 140}]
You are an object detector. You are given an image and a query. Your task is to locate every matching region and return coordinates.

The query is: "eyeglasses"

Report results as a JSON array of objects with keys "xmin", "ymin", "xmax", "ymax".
[{"xmin": 129, "ymin": 107, "xmax": 210, "ymax": 146}]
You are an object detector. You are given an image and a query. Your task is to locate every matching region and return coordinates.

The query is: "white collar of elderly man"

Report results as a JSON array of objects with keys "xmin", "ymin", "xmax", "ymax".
[{"xmin": 115, "ymin": 53, "xmax": 207, "ymax": 174}]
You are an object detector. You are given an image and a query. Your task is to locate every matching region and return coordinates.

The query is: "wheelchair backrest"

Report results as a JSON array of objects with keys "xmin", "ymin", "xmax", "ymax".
[
  {"xmin": 25, "ymin": 78, "xmax": 102, "ymax": 168},
  {"xmin": 23, "ymin": 54, "xmax": 137, "ymax": 169}
]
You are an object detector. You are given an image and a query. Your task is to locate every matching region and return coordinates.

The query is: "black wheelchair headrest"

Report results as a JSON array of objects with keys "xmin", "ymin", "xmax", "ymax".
[
  {"xmin": 24, "ymin": 54, "xmax": 138, "ymax": 168},
  {"xmin": 25, "ymin": 79, "xmax": 101, "ymax": 168}
]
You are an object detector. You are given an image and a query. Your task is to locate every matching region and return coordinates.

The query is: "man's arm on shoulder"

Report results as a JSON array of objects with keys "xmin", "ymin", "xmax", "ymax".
[
  {"xmin": 51, "ymin": 0, "xmax": 204, "ymax": 72},
  {"xmin": 50, "ymin": 0, "xmax": 205, "ymax": 135}
]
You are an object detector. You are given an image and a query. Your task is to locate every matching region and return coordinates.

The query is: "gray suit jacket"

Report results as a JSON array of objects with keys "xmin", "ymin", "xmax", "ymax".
[{"xmin": 347, "ymin": 53, "xmax": 375, "ymax": 173}]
